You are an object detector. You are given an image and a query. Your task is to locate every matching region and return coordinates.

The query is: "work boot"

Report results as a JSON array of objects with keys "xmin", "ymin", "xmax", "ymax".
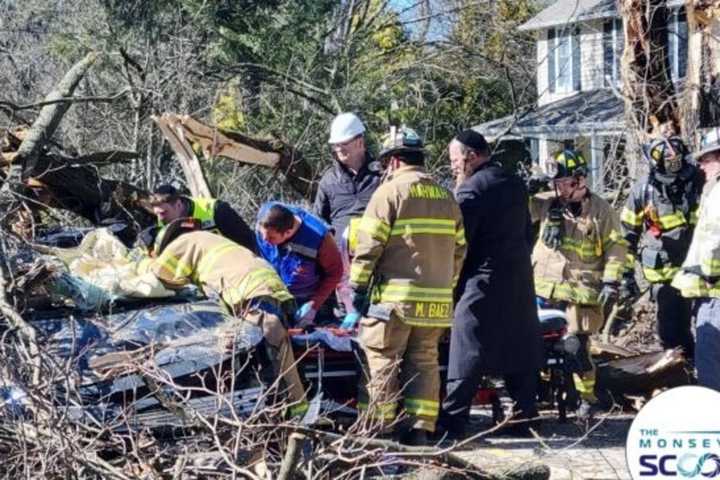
[{"xmin": 399, "ymin": 428, "xmax": 428, "ymax": 446}]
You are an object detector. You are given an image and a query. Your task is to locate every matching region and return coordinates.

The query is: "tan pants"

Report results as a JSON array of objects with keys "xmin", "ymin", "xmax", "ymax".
[
  {"xmin": 566, "ymin": 304, "xmax": 604, "ymax": 402},
  {"xmin": 358, "ymin": 312, "xmax": 445, "ymax": 432},
  {"xmin": 241, "ymin": 300, "xmax": 307, "ymax": 416}
]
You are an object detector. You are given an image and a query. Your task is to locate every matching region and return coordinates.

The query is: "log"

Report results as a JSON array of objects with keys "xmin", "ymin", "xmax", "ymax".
[
  {"xmin": 277, "ymin": 433, "xmax": 307, "ymax": 480},
  {"xmin": 152, "ymin": 114, "xmax": 213, "ymax": 198},
  {"xmin": 6, "ymin": 52, "xmax": 97, "ymax": 184},
  {"xmin": 155, "ymin": 114, "xmax": 315, "ymax": 198}
]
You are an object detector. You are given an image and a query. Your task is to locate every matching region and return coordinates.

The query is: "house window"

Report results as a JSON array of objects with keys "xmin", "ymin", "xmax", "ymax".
[
  {"xmin": 603, "ymin": 18, "xmax": 623, "ymax": 86},
  {"xmin": 667, "ymin": 8, "xmax": 688, "ymax": 80},
  {"xmin": 548, "ymin": 26, "xmax": 581, "ymax": 94}
]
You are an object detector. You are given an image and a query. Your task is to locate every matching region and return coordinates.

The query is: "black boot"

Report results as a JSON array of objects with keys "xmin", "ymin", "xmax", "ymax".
[{"xmin": 399, "ymin": 428, "xmax": 428, "ymax": 446}]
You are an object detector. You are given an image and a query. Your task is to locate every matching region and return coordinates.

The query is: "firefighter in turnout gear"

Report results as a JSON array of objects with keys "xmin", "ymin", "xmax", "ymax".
[
  {"xmin": 143, "ymin": 219, "xmax": 308, "ymax": 417},
  {"xmin": 672, "ymin": 128, "xmax": 720, "ymax": 391},
  {"xmin": 620, "ymin": 136, "xmax": 703, "ymax": 358},
  {"xmin": 530, "ymin": 149, "xmax": 627, "ymax": 420},
  {"xmin": 139, "ymin": 184, "xmax": 257, "ymax": 256},
  {"xmin": 346, "ymin": 126, "xmax": 466, "ymax": 445}
]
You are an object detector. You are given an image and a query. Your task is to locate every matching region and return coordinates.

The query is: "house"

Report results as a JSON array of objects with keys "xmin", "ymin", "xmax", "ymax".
[{"xmin": 477, "ymin": 0, "xmax": 688, "ymax": 191}]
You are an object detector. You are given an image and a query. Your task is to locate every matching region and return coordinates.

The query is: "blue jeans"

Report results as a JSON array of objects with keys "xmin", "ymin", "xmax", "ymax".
[{"xmin": 695, "ymin": 298, "xmax": 720, "ymax": 391}]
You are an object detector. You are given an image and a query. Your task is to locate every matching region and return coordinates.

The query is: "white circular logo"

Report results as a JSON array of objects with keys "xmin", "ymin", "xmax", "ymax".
[{"xmin": 627, "ymin": 386, "xmax": 720, "ymax": 479}]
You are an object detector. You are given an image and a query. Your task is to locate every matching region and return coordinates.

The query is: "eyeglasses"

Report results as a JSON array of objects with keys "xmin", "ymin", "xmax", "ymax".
[{"xmin": 331, "ymin": 135, "xmax": 360, "ymax": 150}]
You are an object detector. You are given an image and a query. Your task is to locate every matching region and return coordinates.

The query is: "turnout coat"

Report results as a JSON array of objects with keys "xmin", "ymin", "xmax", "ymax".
[{"xmin": 448, "ymin": 162, "xmax": 543, "ymax": 378}]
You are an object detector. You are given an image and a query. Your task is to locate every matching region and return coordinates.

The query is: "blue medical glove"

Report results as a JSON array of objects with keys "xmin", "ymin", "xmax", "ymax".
[
  {"xmin": 295, "ymin": 301, "xmax": 317, "ymax": 329},
  {"xmin": 340, "ymin": 311, "xmax": 361, "ymax": 330}
]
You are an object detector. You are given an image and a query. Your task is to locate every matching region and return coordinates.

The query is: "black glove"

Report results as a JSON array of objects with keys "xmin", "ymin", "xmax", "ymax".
[
  {"xmin": 598, "ymin": 282, "xmax": 619, "ymax": 308},
  {"xmin": 527, "ymin": 174, "xmax": 551, "ymax": 195},
  {"xmin": 619, "ymin": 270, "xmax": 640, "ymax": 302},
  {"xmin": 541, "ymin": 207, "xmax": 564, "ymax": 250},
  {"xmin": 351, "ymin": 289, "xmax": 370, "ymax": 316}
]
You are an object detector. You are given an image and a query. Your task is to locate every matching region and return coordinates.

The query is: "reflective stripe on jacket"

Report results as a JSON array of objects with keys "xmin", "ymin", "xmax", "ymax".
[
  {"xmin": 673, "ymin": 177, "xmax": 720, "ymax": 298},
  {"xmin": 256, "ymin": 203, "xmax": 329, "ymax": 301},
  {"xmin": 620, "ymin": 167, "xmax": 702, "ymax": 283},
  {"xmin": 530, "ymin": 191, "xmax": 627, "ymax": 305},
  {"xmin": 154, "ymin": 197, "xmax": 218, "ymax": 253},
  {"xmin": 349, "ymin": 166, "xmax": 466, "ymax": 327},
  {"xmin": 150, "ymin": 230, "xmax": 293, "ymax": 307}
]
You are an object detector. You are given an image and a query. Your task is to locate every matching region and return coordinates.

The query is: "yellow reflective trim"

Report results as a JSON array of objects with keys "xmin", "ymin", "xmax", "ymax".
[
  {"xmin": 224, "ymin": 269, "xmax": 292, "ymax": 305},
  {"xmin": 534, "ymin": 277, "xmax": 600, "ymax": 305},
  {"xmin": 375, "ymin": 284, "xmax": 453, "ymax": 303},
  {"xmin": 357, "ymin": 401, "xmax": 397, "ymax": 420},
  {"xmin": 197, "ymin": 241, "xmax": 237, "ymax": 278},
  {"xmin": 289, "ymin": 401, "xmax": 309, "ymax": 417},
  {"xmin": 357, "ymin": 216, "xmax": 390, "ymax": 242},
  {"xmin": 657, "ymin": 212, "xmax": 687, "ymax": 230},
  {"xmin": 620, "ymin": 207, "xmax": 643, "ymax": 227},
  {"xmin": 349, "ymin": 263, "xmax": 372, "ymax": 284},
  {"xmin": 456, "ymin": 228, "xmax": 466, "ymax": 246},
  {"xmin": 404, "ymin": 398, "xmax": 439, "ymax": 417},
  {"xmin": 642, "ymin": 264, "xmax": 680, "ymax": 283},
  {"xmin": 390, "ymin": 218, "xmax": 457, "ymax": 237},
  {"xmin": 703, "ymin": 258, "xmax": 720, "ymax": 276},
  {"xmin": 158, "ymin": 253, "xmax": 193, "ymax": 278}
]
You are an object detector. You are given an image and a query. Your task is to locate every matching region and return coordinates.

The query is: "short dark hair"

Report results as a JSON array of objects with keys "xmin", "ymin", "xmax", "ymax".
[
  {"xmin": 258, "ymin": 204, "xmax": 295, "ymax": 232},
  {"xmin": 150, "ymin": 184, "xmax": 181, "ymax": 205},
  {"xmin": 396, "ymin": 150, "xmax": 425, "ymax": 166}
]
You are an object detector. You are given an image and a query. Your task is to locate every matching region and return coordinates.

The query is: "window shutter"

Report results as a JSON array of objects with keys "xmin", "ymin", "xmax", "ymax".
[
  {"xmin": 572, "ymin": 26, "xmax": 582, "ymax": 91},
  {"xmin": 678, "ymin": 10, "xmax": 688, "ymax": 78},
  {"xmin": 603, "ymin": 20, "xmax": 613, "ymax": 86},
  {"xmin": 548, "ymin": 28, "xmax": 556, "ymax": 93},
  {"xmin": 616, "ymin": 19, "xmax": 624, "ymax": 82}
]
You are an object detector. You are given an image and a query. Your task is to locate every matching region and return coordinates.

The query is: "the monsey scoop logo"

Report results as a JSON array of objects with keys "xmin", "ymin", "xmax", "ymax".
[{"xmin": 627, "ymin": 386, "xmax": 720, "ymax": 479}]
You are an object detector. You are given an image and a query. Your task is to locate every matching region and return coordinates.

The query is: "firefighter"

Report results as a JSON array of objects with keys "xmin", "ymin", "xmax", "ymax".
[
  {"xmin": 256, "ymin": 202, "xmax": 343, "ymax": 328},
  {"xmin": 139, "ymin": 184, "xmax": 256, "ymax": 256},
  {"xmin": 143, "ymin": 218, "xmax": 308, "ymax": 417},
  {"xmin": 345, "ymin": 126, "xmax": 466, "ymax": 445},
  {"xmin": 620, "ymin": 136, "xmax": 702, "ymax": 358},
  {"xmin": 531, "ymin": 149, "xmax": 627, "ymax": 420},
  {"xmin": 672, "ymin": 128, "xmax": 720, "ymax": 391}
]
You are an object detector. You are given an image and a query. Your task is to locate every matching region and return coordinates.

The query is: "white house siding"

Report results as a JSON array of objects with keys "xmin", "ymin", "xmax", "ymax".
[{"xmin": 537, "ymin": 22, "xmax": 606, "ymax": 106}]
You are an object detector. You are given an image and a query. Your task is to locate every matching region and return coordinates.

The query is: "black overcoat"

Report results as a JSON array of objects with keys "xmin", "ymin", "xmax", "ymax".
[{"xmin": 448, "ymin": 162, "xmax": 543, "ymax": 378}]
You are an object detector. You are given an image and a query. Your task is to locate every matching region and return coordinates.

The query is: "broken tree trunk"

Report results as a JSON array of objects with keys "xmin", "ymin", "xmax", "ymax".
[
  {"xmin": 4, "ymin": 52, "xmax": 97, "ymax": 186},
  {"xmin": 152, "ymin": 114, "xmax": 213, "ymax": 198},
  {"xmin": 620, "ymin": 0, "xmax": 678, "ymax": 172},
  {"xmin": 680, "ymin": 0, "xmax": 720, "ymax": 142},
  {"xmin": 154, "ymin": 114, "xmax": 315, "ymax": 198}
]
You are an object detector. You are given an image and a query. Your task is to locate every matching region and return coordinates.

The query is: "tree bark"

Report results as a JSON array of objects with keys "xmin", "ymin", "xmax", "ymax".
[
  {"xmin": 6, "ymin": 52, "xmax": 98, "ymax": 184},
  {"xmin": 680, "ymin": 0, "xmax": 720, "ymax": 142},
  {"xmin": 620, "ymin": 0, "xmax": 678, "ymax": 165}
]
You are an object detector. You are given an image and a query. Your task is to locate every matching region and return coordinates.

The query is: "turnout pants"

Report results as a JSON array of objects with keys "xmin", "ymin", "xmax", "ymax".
[
  {"xmin": 358, "ymin": 312, "xmax": 445, "ymax": 432},
  {"xmin": 238, "ymin": 298, "xmax": 308, "ymax": 417},
  {"xmin": 651, "ymin": 283, "xmax": 695, "ymax": 358},
  {"xmin": 695, "ymin": 298, "xmax": 720, "ymax": 392},
  {"xmin": 566, "ymin": 304, "xmax": 604, "ymax": 403}
]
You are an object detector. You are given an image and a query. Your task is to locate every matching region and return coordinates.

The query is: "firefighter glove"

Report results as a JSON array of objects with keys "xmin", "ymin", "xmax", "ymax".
[
  {"xmin": 294, "ymin": 301, "xmax": 317, "ymax": 329},
  {"xmin": 541, "ymin": 208, "xmax": 564, "ymax": 250},
  {"xmin": 619, "ymin": 270, "xmax": 640, "ymax": 302},
  {"xmin": 598, "ymin": 282, "xmax": 619, "ymax": 308},
  {"xmin": 527, "ymin": 174, "xmax": 551, "ymax": 195},
  {"xmin": 351, "ymin": 289, "xmax": 370, "ymax": 316}
]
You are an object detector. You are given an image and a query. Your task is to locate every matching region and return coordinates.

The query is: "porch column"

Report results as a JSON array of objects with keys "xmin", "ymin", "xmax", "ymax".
[{"xmin": 590, "ymin": 135, "xmax": 605, "ymax": 192}]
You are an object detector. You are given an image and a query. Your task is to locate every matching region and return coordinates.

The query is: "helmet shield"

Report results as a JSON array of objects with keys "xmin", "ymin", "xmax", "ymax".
[{"xmin": 645, "ymin": 136, "xmax": 687, "ymax": 174}]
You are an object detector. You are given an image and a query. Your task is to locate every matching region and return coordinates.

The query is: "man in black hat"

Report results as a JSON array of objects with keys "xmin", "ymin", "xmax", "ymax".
[
  {"xmin": 139, "ymin": 184, "xmax": 257, "ymax": 256},
  {"xmin": 439, "ymin": 129, "xmax": 543, "ymax": 438}
]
